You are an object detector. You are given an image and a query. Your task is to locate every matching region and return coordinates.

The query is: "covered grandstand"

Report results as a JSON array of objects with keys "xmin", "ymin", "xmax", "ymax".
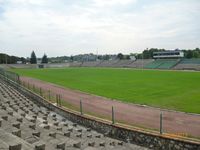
[
  {"xmin": 145, "ymin": 50, "xmax": 183, "ymax": 69},
  {"xmin": 153, "ymin": 50, "xmax": 184, "ymax": 59}
]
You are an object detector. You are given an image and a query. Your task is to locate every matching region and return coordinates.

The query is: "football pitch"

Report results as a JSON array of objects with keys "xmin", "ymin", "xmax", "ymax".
[{"xmin": 12, "ymin": 67, "xmax": 200, "ymax": 114}]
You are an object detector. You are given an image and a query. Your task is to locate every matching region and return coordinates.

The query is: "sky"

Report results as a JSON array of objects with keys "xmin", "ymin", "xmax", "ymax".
[{"xmin": 0, "ymin": 0, "xmax": 200, "ymax": 57}]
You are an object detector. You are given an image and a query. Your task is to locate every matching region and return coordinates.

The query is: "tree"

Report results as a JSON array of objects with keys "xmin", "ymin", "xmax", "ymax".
[
  {"xmin": 125, "ymin": 55, "xmax": 130, "ymax": 59},
  {"xmin": 186, "ymin": 50, "xmax": 193, "ymax": 58},
  {"xmin": 193, "ymin": 51, "xmax": 199, "ymax": 58},
  {"xmin": 20, "ymin": 57, "xmax": 26, "ymax": 64},
  {"xmin": 103, "ymin": 54, "xmax": 110, "ymax": 60},
  {"xmin": 117, "ymin": 53, "xmax": 124, "ymax": 60},
  {"xmin": 41, "ymin": 53, "xmax": 48, "ymax": 63},
  {"xmin": 142, "ymin": 50, "xmax": 151, "ymax": 59},
  {"xmin": 30, "ymin": 51, "xmax": 37, "ymax": 64},
  {"xmin": 0, "ymin": 53, "xmax": 26, "ymax": 64},
  {"xmin": 70, "ymin": 55, "xmax": 74, "ymax": 61}
]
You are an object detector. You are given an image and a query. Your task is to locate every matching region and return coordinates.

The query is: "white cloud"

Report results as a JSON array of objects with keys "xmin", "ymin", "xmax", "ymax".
[
  {"xmin": 0, "ymin": 0, "xmax": 199, "ymax": 57},
  {"xmin": 92, "ymin": 0, "xmax": 136, "ymax": 7}
]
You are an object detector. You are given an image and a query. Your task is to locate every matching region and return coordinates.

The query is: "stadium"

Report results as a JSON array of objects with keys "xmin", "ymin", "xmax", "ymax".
[
  {"xmin": 0, "ymin": 0, "xmax": 200, "ymax": 149},
  {"xmin": 0, "ymin": 50, "xmax": 200, "ymax": 150}
]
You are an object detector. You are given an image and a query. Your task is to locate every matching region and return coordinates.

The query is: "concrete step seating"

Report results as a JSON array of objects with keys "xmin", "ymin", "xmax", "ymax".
[{"xmin": 0, "ymin": 79, "xmax": 148, "ymax": 150}]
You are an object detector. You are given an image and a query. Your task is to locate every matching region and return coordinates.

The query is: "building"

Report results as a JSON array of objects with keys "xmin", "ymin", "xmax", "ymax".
[{"xmin": 153, "ymin": 50, "xmax": 184, "ymax": 59}]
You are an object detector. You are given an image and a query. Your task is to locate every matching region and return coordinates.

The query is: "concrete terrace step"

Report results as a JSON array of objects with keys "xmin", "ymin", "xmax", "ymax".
[{"xmin": 0, "ymin": 78, "xmax": 149, "ymax": 150}]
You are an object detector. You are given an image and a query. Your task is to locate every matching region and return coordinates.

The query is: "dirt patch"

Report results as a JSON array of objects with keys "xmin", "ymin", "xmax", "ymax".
[{"xmin": 21, "ymin": 76, "xmax": 200, "ymax": 138}]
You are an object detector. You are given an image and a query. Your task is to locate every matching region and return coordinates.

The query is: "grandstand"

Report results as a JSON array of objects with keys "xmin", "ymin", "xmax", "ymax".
[
  {"xmin": 81, "ymin": 61, "xmax": 102, "ymax": 67},
  {"xmin": 145, "ymin": 59, "xmax": 179, "ymax": 69},
  {"xmin": 158, "ymin": 59, "xmax": 179, "ymax": 69},
  {"xmin": 153, "ymin": 50, "xmax": 184, "ymax": 59},
  {"xmin": 144, "ymin": 50, "xmax": 183, "ymax": 69},
  {"xmin": 111, "ymin": 60, "xmax": 134, "ymax": 67},
  {"xmin": 1, "ymin": 56, "xmax": 200, "ymax": 71},
  {"xmin": 45, "ymin": 63, "xmax": 70, "ymax": 68},
  {"xmin": 96, "ymin": 60, "xmax": 120, "ymax": 67},
  {"xmin": 124, "ymin": 59, "xmax": 154, "ymax": 68},
  {"xmin": 69, "ymin": 61, "xmax": 82, "ymax": 67},
  {"xmin": 173, "ymin": 59, "xmax": 200, "ymax": 71},
  {"xmin": 0, "ymin": 78, "xmax": 148, "ymax": 150},
  {"xmin": 180, "ymin": 59, "xmax": 200, "ymax": 64}
]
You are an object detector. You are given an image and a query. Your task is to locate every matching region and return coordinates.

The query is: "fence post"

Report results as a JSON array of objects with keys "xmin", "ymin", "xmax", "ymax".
[
  {"xmin": 17, "ymin": 74, "xmax": 20, "ymax": 85},
  {"xmin": 56, "ymin": 94, "xmax": 58, "ymax": 106},
  {"xmin": 33, "ymin": 85, "xmax": 35, "ymax": 92},
  {"xmin": 160, "ymin": 112, "xmax": 163, "ymax": 134},
  {"xmin": 80, "ymin": 99, "xmax": 83, "ymax": 115},
  {"xmin": 40, "ymin": 87, "xmax": 42, "ymax": 96},
  {"xmin": 59, "ymin": 94, "xmax": 61, "ymax": 107},
  {"xmin": 48, "ymin": 90, "xmax": 51, "ymax": 101},
  {"xmin": 112, "ymin": 106, "xmax": 115, "ymax": 124}
]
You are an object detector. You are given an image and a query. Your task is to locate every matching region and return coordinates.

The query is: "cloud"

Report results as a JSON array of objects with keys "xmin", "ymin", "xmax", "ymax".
[
  {"xmin": 92, "ymin": 0, "xmax": 136, "ymax": 7},
  {"xmin": 0, "ymin": 0, "xmax": 199, "ymax": 57}
]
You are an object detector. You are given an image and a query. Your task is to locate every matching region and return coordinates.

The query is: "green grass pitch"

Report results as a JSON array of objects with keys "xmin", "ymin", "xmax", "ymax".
[{"xmin": 12, "ymin": 67, "xmax": 200, "ymax": 114}]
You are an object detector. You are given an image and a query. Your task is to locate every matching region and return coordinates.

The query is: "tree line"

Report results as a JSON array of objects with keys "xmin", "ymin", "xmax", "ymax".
[
  {"xmin": 133, "ymin": 48, "xmax": 200, "ymax": 59},
  {"xmin": 0, "ymin": 51, "xmax": 48, "ymax": 64},
  {"xmin": 0, "ymin": 53, "xmax": 26, "ymax": 64},
  {"xmin": 1, "ymin": 48, "xmax": 200, "ymax": 64}
]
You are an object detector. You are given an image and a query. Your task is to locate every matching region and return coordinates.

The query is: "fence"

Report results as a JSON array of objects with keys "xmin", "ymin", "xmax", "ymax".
[
  {"xmin": 0, "ymin": 68, "xmax": 20, "ymax": 84},
  {"xmin": 0, "ymin": 68, "xmax": 198, "ymax": 139}
]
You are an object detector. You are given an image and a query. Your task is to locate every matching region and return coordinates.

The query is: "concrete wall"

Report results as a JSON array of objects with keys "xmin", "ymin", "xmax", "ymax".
[{"xmin": 6, "ymin": 79, "xmax": 200, "ymax": 150}]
